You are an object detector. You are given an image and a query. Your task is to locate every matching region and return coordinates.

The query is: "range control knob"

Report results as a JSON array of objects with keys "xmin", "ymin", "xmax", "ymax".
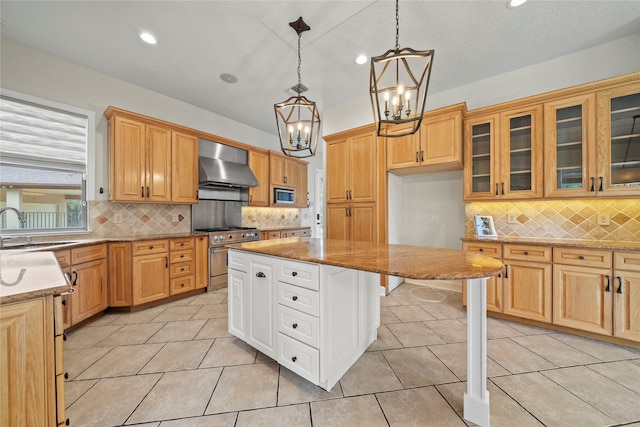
[
  {"xmin": 228, "ymin": 234, "xmax": 233, "ymax": 239},
  {"xmin": 213, "ymin": 236, "xmax": 219, "ymax": 241}
]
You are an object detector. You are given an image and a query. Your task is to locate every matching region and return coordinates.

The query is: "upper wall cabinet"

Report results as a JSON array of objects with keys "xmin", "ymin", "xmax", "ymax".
[
  {"xmin": 596, "ymin": 83, "xmax": 640, "ymax": 197},
  {"xmin": 464, "ymin": 106, "xmax": 543, "ymax": 201},
  {"xmin": 105, "ymin": 107, "xmax": 198, "ymax": 204},
  {"xmin": 387, "ymin": 103, "xmax": 466, "ymax": 175},
  {"xmin": 268, "ymin": 151, "xmax": 308, "ymax": 208},
  {"xmin": 248, "ymin": 149, "xmax": 270, "ymax": 207}
]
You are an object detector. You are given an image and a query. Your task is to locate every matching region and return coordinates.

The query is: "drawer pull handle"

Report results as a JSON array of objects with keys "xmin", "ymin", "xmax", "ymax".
[
  {"xmin": 149, "ymin": 246, "xmax": 154, "ymax": 250},
  {"xmin": 605, "ymin": 275, "xmax": 611, "ymax": 292},
  {"xmin": 291, "ymin": 356, "xmax": 297, "ymax": 362},
  {"xmin": 578, "ymin": 255, "xmax": 585, "ymax": 260},
  {"xmin": 66, "ymin": 418, "xmax": 70, "ymax": 426},
  {"xmin": 181, "ymin": 255, "xmax": 184, "ymax": 258},
  {"xmin": 292, "ymin": 323, "xmax": 298, "ymax": 329},
  {"xmin": 617, "ymin": 276, "xmax": 623, "ymax": 294},
  {"xmin": 256, "ymin": 272, "xmax": 266, "ymax": 278},
  {"xmin": 292, "ymin": 271, "xmax": 298, "ymax": 277},
  {"xmin": 524, "ymin": 251, "xmax": 529, "ymax": 255},
  {"xmin": 64, "ymin": 372, "xmax": 69, "ymax": 380},
  {"xmin": 292, "ymin": 296, "xmax": 298, "ymax": 301},
  {"xmin": 180, "ymin": 268, "xmax": 185, "ymax": 271},
  {"xmin": 479, "ymin": 248, "xmax": 484, "ymax": 252},
  {"xmin": 63, "ymin": 332, "xmax": 67, "ymax": 341},
  {"xmin": 62, "ymin": 299, "xmax": 67, "ymax": 306}
]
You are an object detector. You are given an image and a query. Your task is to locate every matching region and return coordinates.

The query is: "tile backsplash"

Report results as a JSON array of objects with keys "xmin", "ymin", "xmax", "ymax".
[
  {"xmin": 466, "ymin": 199, "xmax": 640, "ymax": 241},
  {"xmin": 242, "ymin": 207, "xmax": 301, "ymax": 229},
  {"xmin": 90, "ymin": 201, "xmax": 191, "ymax": 237}
]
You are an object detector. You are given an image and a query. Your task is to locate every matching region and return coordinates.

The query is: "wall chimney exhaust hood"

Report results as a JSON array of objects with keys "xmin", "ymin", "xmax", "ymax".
[{"xmin": 198, "ymin": 138, "xmax": 258, "ymax": 190}]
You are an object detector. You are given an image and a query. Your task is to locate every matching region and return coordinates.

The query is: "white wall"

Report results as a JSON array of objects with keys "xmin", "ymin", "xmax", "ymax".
[
  {"xmin": 0, "ymin": 38, "xmax": 323, "ymax": 203},
  {"xmin": 325, "ymin": 32, "xmax": 640, "ymax": 250}
]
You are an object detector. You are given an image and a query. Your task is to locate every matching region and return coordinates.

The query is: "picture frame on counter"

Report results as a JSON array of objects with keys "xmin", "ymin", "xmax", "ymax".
[{"xmin": 474, "ymin": 215, "xmax": 497, "ymax": 238}]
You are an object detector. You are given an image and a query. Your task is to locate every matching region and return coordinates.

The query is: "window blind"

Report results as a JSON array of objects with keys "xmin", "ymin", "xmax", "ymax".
[{"xmin": 0, "ymin": 95, "xmax": 88, "ymax": 172}]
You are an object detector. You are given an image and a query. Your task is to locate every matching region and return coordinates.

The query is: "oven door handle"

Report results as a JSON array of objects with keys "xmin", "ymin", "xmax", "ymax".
[{"xmin": 226, "ymin": 251, "xmax": 228, "ymax": 267}]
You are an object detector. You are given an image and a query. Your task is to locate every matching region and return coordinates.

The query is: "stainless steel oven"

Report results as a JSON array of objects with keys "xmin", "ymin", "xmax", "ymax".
[{"xmin": 194, "ymin": 227, "xmax": 259, "ymax": 291}]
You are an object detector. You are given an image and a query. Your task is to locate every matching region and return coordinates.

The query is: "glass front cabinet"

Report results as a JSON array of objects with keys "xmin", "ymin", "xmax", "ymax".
[
  {"xmin": 464, "ymin": 107, "xmax": 543, "ymax": 201},
  {"xmin": 597, "ymin": 83, "xmax": 640, "ymax": 196}
]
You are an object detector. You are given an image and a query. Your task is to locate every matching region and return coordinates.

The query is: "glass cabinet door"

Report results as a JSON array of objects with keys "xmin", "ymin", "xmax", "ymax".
[
  {"xmin": 500, "ymin": 106, "xmax": 543, "ymax": 199},
  {"xmin": 598, "ymin": 84, "xmax": 640, "ymax": 196},
  {"xmin": 463, "ymin": 115, "xmax": 499, "ymax": 200},
  {"xmin": 544, "ymin": 94, "xmax": 596, "ymax": 198}
]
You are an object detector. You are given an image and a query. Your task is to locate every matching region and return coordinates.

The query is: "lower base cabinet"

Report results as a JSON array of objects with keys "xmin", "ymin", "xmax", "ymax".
[
  {"xmin": 0, "ymin": 295, "xmax": 66, "ymax": 426},
  {"xmin": 227, "ymin": 249, "xmax": 380, "ymax": 391},
  {"xmin": 614, "ymin": 269, "xmax": 640, "ymax": 341}
]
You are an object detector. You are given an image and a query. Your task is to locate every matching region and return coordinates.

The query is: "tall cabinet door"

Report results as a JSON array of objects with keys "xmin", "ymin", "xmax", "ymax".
[
  {"xmin": 499, "ymin": 106, "xmax": 543, "ymax": 199},
  {"xmin": 326, "ymin": 140, "xmax": 350, "ymax": 203},
  {"xmin": 596, "ymin": 84, "xmax": 640, "ymax": 196},
  {"xmin": 171, "ymin": 131, "xmax": 198, "ymax": 204},
  {"xmin": 248, "ymin": 150, "xmax": 270, "ymax": 206},
  {"xmin": 463, "ymin": 115, "xmax": 500, "ymax": 201},
  {"xmin": 350, "ymin": 133, "xmax": 377, "ymax": 202},
  {"xmin": 544, "ymin": 93, "xmax": 597, "ymax": 198},
  {"xmin": 111, "ymin": 116, "xmax": 146, "ymax": 201},
  {"xmin": 146, "ymin": 125, "xmax": 172, "ymax": 202}
]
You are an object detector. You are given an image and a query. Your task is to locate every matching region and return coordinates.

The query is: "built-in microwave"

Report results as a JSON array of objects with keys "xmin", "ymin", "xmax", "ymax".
[{"xmin": 274, "ymin": 188, "xmax": 295, "ymax": 204}]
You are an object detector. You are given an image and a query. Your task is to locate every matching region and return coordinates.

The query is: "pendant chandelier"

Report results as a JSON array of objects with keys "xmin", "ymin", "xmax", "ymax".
[
  {"xmin": 274, "ymin": 17, "xmax": 321, "ymax": 158},
  {"xmin": 370, "ymin": 0, "xmax": 434, "ymax": 138}
]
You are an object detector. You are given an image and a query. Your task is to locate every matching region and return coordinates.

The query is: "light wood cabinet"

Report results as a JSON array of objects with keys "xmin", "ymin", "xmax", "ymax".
[
  {"xmin": 105, "ymin": 107, "xmax": 199, "ymax": 204},
  {"xmin": 613, "ymin": 251, "xmax": 640, "ymax": 341},
  {"xmin": 171, "ymin": 131, "xmax": 199, "ymax": 204},
  {"xmin": 248, "ymin": 149, "xmax": 270, "ymax": 206},
  {"xmin": 387, "ymin": 103, "xmax": 465, "ymax": 174},
  {"xmin": 169, "ymin": 237, "xmax": 196, "ymax": 295},
  {"xmin": 503, "ymin": 256, "xmax": 552, "ymax": 323},
  {"xmin": 195, "ymin": 235, "xmax": 209, "ymax": 289},
  {"xmin": 543, "ymin": 93, "xmax": 597, "ymax": 197},
  {"xmin": 133, "ymin": 251, "xmax": 170, "ymax": 305},
  {"xmin": 295, "ymin": 161, "xmax": 308, "ymax": 208},
  {"xmin": 596, "ymin": 83, "xmax": 640, "ymax": 196},
  {"xmin": 55, "ymin": 244, "xmax": 108, "ymax": 328},
  {"xmin": 270, "ymin": 151, "xmax": 298, "ymax": 187},
  {"xmin": 0, "ymin": 295, "xmax": 65, "ymax": 426},
  {"xmin": 325, "ymin": 126, "xmax": 377, "ymax": 203},
  {"xmin": 462, "ymin": 242, "xmax": 503, "ymax": 313},
  {"xmin": 108, "ymin": 242, "xmax": 132, "ymax": 307},
  {"xmin": 326, "ymin": 202, "xmax": 377, "ymax": 243}
]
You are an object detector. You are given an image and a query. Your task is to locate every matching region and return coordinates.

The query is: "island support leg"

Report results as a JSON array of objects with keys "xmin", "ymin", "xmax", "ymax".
[{"xmin": 464, "ymin": 277, "xmax": 490, "ymax": 427}]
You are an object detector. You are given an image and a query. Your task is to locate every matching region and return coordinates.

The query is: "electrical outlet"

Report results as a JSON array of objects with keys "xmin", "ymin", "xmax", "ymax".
[
  {"xmin": 507, "ymin": 212, "xmax": 518, "ymax": 224},
  {"xmin": 426, "ymin": 214, "xmax": 435, "ymax": 222},
  {"xmin": 114, "ymin": 213, "xmax": 122, "ymax": 224},
  {"xmin": 172, "ymin": 214, "xmax": 179, "ymax": 223},
  {"xmin": 597, "ymin": 212, "xmax": 610, "ymax": 226}
]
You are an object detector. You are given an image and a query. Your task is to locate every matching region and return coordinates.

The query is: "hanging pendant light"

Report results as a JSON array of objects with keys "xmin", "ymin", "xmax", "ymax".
[
  {"xmin": 370, "ymin": 0, "xmax": 434, "ymax": 138},
  {"xmin": 274, "ymin": 17, "xmax": 321, "ymax": 158}
]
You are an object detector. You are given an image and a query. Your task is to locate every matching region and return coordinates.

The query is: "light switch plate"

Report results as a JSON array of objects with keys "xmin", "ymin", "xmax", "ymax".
[
  {"xmin": 597, "ymin": 212, "xmax": 610, "ymax": 226},
  {"xmin": 507, "ymin": 212, "xmax": 518, "ymax": 224},
  {"xmin": 114, "ymin": 213, "xmax": 122, "ymax": 224},
  {"xmin": 172, "ymin": 214, "xmax": 179, "ymax": 223}
]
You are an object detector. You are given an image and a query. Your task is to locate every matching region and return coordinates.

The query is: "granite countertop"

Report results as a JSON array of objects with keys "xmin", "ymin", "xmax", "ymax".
[
  {"xmin": 228, "ymin": 238, "xmax": 503, "ymax": 280},
  {"xmin": 461, "ymin": 235, "xmax": 640, "ymax": 251},
  {"xmin": 0, "ymin": 250, "xmax": 70, "ymax": 304},
  {"xmin": 259, "ymin": 226, "xmax": 311, "ymax": 232}
]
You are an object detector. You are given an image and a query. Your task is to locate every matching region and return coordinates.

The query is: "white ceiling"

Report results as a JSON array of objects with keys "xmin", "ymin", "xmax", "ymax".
[{"xmin": 1, "ymin": 1, "xmax": 639, "ymax": 135}]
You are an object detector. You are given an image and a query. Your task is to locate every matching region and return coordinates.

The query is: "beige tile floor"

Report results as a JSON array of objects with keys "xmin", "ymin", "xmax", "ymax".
[{"xmin": 64, "ymin": 282, "xmax": 640, "ymax": 427}]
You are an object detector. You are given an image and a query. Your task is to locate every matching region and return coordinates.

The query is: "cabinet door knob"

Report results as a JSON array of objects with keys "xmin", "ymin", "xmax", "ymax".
[
  {"xmin": 524, "ymin": 251, "xmax": 529, "ymax": 255},
  {"xmin": 292, "ymin": 271, "xmax": 298, "ymax": 277},
  {"xmin": 292, "ymin": 323, "xmax": 298, "ymax": 329},
  {"xmin": 291, "ymin": 356, "xmax": 297, "ymax": 362},
  {"xmin": 292, "ymin": 296, "xmax": 298, "ymax": 301},
  {"xmin": 149, "ymin": 246, "xmax": 154, "ymax": 249},
  {"xmin": 479, "ymin": 248, "xmax": 484, "ymax": 252},
  {"xmin": 578, "ymin": 255, "xmax": 585, "ymax": 260},
  {"xmin": 256, "ymin": 271, "xmax": 266, "ymax": 278}
]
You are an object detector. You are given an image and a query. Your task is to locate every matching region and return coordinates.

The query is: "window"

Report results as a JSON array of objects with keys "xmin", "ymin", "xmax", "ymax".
[{"xmin": 0, "ymin": 90, "xmax": 95, "ymax": 234}]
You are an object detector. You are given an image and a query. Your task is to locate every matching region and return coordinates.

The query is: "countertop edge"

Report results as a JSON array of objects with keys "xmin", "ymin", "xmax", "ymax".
[{"xmin": 461, "ymin": 235, "xmax": 640, "ymax": 251}]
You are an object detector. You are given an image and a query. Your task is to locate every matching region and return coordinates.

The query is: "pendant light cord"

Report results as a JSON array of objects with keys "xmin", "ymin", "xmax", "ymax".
[
  {"xmin": 395, "ymin": 0, "xmax": 400, "ymax": 51},
  {"xmin": 297, "ymin": 32, "xmax": 302, "ymax": 93}
]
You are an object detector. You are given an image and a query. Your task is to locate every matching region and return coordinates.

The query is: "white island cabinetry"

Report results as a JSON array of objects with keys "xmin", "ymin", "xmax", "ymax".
[{"xmin": 227, "ymin": 249, "xmax": 380, "ymax": 391}]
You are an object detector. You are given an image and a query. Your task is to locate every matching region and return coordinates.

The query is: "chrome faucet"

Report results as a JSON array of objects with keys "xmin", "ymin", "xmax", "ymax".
[{"xmin": 0, "ymin": 207, "xmax": 26, "ymax": 248}]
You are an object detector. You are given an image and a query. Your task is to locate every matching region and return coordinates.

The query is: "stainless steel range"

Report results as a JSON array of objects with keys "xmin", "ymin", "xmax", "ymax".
[{"xmin": 194, "ymin": 226, "xmax": 259, "ymax": 291}]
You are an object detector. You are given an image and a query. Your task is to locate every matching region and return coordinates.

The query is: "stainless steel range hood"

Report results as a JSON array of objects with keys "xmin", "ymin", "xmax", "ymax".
[{"xmin": 198, "ymin": 138, "xmax": 258, "ymax": 201}]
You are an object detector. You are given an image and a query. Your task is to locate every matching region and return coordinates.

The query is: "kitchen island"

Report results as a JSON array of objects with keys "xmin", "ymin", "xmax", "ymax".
[{"xmin": 227, "ymin": 238, "xmax": 503, "ymax": 427}]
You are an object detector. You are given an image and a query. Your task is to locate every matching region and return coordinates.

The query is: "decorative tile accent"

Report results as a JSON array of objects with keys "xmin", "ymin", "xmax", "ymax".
[
  {"xmin": 466, "ymin": 199, "xmax": 640, "ymax": 241},
  {"xmin": 89, "ymin": 201, "xmax": 191, "ymax": 237},
  {"xmin": 242, "ymin": 207, "xmax": 301, "ymax": 229}
]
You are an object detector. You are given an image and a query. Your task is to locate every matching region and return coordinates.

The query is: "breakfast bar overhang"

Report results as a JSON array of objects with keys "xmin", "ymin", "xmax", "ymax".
[{"xmin": 227, "ymin": 237, "xmax": 503, "ymax": 427}]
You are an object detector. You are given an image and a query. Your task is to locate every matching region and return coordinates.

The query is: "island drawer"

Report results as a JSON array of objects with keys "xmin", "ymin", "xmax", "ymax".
[
  {"xmin": 277, "ymin": 282, "xmax": 319, "ymax": 316},
  {"xmin": 228, "ymin": 250, "xmax": 249, "ymax": 272},
  {"xmin": 503, "ymin": 244, "xmax": 551, "ymax": 262},
  {"xmin": 277, "ymin": 259, "xmax": 319, "ymax": 290},
  {"xmin": 614, "ymin": 251, "xmax": 640, "ymax": 272},
  {"xmin": 278, "ymin": 305, "xmax": 319, "ymax": 348},
  {"xmin": 278, "ymin": 332, "xmax": 319, "ymax": 384},
  {"xmin": 553, "ymin": 247, "xmax": 612, "ymax": 268},
  {"xmin": 132, "ymin": 240, "xmax": 169, "ymax": 256},
  {"xmin": 462, "ymin": 241, "xmax": 502, "ymax": 258}
]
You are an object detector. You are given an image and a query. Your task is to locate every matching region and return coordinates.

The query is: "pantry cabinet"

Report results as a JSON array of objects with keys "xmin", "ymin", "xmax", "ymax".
[
  {"xmin": 387, "ymin": 103, "xmax": 465, "ymax": 174},
  {"xmin": 248, "ymin": 149, "xmax": 270, "ymax": 206}
]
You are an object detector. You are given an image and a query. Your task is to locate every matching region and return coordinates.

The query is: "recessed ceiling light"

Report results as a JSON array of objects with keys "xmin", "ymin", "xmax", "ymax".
[
  {"xmin": 140, "ymin": 32, "xmax": 157, "ymax": 44},
  {"xmin": 355, "ymin": 55, "xmax": 368, "ymax": 65},
  {"xmin": 507, "ymin": 0, "xmax": 527, "ymax": 8},
  {"xmin": 220, "ymin": 73, "xmax": 238, "ymax": 84}
]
